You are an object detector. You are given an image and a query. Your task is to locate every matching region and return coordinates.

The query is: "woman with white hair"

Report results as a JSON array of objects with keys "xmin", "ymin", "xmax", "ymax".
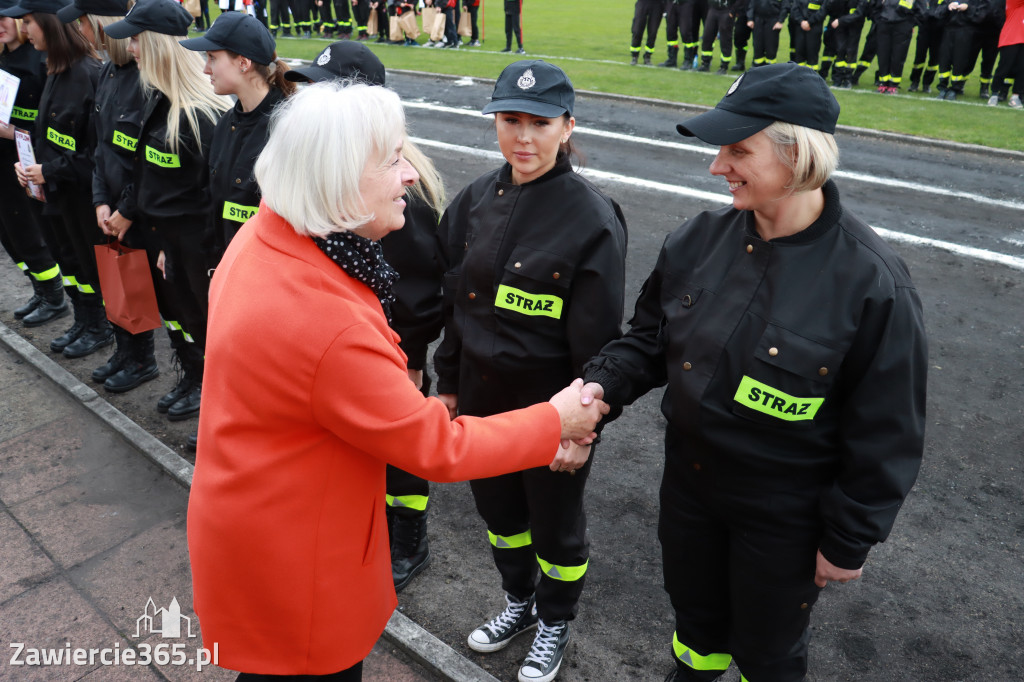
[
  {"xmin": 579, "ymin": 63, "xmax": 928, "ymax": 681},
  {"xmin": 187, "ymin": 81, "xmax": 609, "ymax": 681},
  {"xmin": 103, "ymin": 0, "xmax": 231, "ymax": 421}
]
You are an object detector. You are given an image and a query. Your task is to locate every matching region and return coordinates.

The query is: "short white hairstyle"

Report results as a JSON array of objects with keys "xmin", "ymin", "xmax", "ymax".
[
  {"xmin": 254, "ymin": 81, "xmax": 407, "ymax": 238},
  {"xmin": 764, "ymin": 121, "xmax": 839, "ymax": 194}
]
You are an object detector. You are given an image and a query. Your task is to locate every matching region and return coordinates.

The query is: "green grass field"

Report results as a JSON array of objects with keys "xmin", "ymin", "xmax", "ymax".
[{"xmin": 197, "ymin": 1, "xmax": 1023, "ymax": 151}]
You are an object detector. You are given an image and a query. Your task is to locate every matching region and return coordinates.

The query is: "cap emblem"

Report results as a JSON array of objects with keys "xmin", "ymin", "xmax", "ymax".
[
  {"xmin": 316, "ymin": 48, "xmax": 331, "ymax": 66},
  {"xmin": 517, "ymin": 68, "xmax": 536, "ymax": 91},
  {"xmin": 726, "ymin": 74, "xmax": 743, "ymax": 96}
]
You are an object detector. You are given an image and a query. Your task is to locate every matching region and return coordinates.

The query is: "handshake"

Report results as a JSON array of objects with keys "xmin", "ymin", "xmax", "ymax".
[{"xmin": 546, "ymin": 379, "xmax": 608, "ymax": 474}]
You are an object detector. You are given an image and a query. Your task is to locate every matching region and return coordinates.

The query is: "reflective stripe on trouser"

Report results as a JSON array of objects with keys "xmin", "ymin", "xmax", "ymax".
[
  {"xmin": 165, "ymin": 320, "xmax": 195, "ymax": 343},
  {"xmin": 16, "ymin": 261, "xmax": 27, "ymax": 271},
  {"xmin": 536, "ymin": 555, "xmax": 588, "ymax": 582},
  {"xmin": 387, "ymin": 494, "xmax": 428, "ymax": 512},
  {"xmin": 489, "ymin": 529, "xmax": 532, "ymax": 549},
  {"xmin": 31, "ymin": 264, "xmax": 61, "ymax": 282},
  {"xmin": 673, "ymin": 632, "xmax": 732, "ymax": 673}
]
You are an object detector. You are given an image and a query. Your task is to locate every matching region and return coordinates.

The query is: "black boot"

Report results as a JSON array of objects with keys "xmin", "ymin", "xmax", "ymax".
[
  {"xmin": 63, "ymin": 302, "xmax": 114, "ymax": 359},
  {"xmin": 185, "ymin": 432, "xmax": 198, "ymax": 451},
  {"xmin": 167, "ymin": 346, "xmax": 202, "ymax": 421},
  {"xmin": 679, "ymin": 46, "xmax": 696, "ymax": 70},
  {"xmin": 13, "ymin": 276, "xmax": 42, "ymax": 319},
  {"xmin": 49, "ymin": 297, "xmax": 87, "ymax": 352},
  {"xmin": 158, "ymin": 350, "xmax": 192, "ymax": 412},
  {"xmin": 22, "ymin": 276, "xmax": 68, "ymax": 327},
  {"xmin": 696, "ymin": 57, "xmax": 711, "ymax": 72},
  {"xmin": 979, "ymin": 83, "xmax": 989, "ymax": 99},
  {"xmin": 105, "ymin": 330, "xmax": 159, "ymax": 393},
  {"xmin": 391, "ymin": 509, "xmax": 430, "ymax": 592},
  {"xmin": 819, "ymin": 59, "xmax": 831, "ymax": 80},
  {"xmin": 658, "ymin": 46, "xmax": 678, "ymax": 67},
  {"xmin": 91, "ymin": 326, "xmax": 132, "ymax": 382},
  {"xmin": 630, "ymin": 51, "xmax": 638, "ymax": 65},
  {"xmin": 732, "ymin": 49, "xmax": 746, "ymax": 72},
  {"xmin": 852, "ymin": 64, "xmax": 867, "ymax": 86}
]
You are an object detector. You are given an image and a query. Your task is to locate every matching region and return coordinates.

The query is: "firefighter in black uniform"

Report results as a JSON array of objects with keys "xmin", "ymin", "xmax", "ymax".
[
  {"xmin": 660, "ymin": 0, "xmax": 702, "ymax": 68},
  {"xmin": 8, "ymin": 0, "xmax": 111, "ymax": 358},
  {"xmin": 908, "ymin": 0, "xmax": 949, "ymax": 92},
  {"xmin": 631, "ymin": 0, "xmax": 663, "ymax": 64},
  {"xmin": 698, "ymin": 0, "xmax": 737, "ymax": 72},
  {"xmin": 286, "ymin": 42, "xmax": 448, "ymax": 592},
  {"xmin": 829, "ymin": 0, "xmax": 866, "ymax": 86},
  {"xmin": 104, "ymin": 0, "xmax": 231, "ymax": 420},
  {"xmin": 873, "ymin": 0, "xmax": 924, "ymax": 92},
  {"xmin": 580, "ymin": 63, "xmax": 927, "ymax": 682},
  {"xmin": 935, "ymin": 0, "xmax": 992, "ymax": 98},
  {"xmin": 746, "ymin": 0, "xmax": 788, "ymax": 65},
  {"xmin": 789, "ymin": 0, "xmax": 830, "ymax": 72},
  {"xmin": 731, "ymin": 0, "xmax": 752, "ymax": 69},
  {"xmin": 0, "ymin": 7, "xmax": 66, "ymax": 327},
  {"xmin": 435, "ymin": 60, "xmax": 627, "ymax": 682},
  {"xmin": 57, "ymin": 0, "xmax": 161, "ymax": 393}
]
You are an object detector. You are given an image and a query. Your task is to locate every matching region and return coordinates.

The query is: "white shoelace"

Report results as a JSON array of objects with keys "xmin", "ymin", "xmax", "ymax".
[
  {"xmin": 485, "ymin": 598, "xmax": 529, "ymax": 638},
  {"xmin": 523, "ymin": 621, "xmax": 565, "ymax": 667}
]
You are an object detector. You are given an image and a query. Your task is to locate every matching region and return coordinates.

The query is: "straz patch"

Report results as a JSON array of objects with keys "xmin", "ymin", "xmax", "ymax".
[
  {"xmin": 222, "ymin": 201, "xmax": 258, "ymax": 223},
  {"xmin": 112, "ymin": 130, "xmax": 138, "ymax": 152},
  {"xmin": 495, "ymin": 284, "xmax": 563, "ymax": 319},
  {"xmin": 47, "ymin": 127, "xmax": 75, "ymax": 151},
  {"xmin": 145, "ymin": 146, "xmax": 180, "ymax": 168},
  {"xmin": 733, "ymin": 376, "xmax": 823, "ymax": 422}
]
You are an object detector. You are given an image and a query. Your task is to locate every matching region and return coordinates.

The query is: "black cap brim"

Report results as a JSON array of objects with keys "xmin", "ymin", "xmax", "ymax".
[
  {"xmin": 179, "ymin": 35, "xmax": 223, "ymax": 52},
  {"xmin": 103, "ymin": 18, "xmax": 141, "ymax": 39},
  {"xmin": 0, "ymin": 5, "xmax": 30, "ymax": 17},
  {"xmin": 676, "ymin": 108, "xmax": 775, "ymax": 146},
  {"xmin": 56, "ymin": 3, "xmax": 85, "ymax": 21},
  {"xmin": 283, "ymin": 65, "xmax": 333, "ymax": 83},
  {"xmin": 482, "ymin": 98, "xmax": 568, "ymax": 118}
]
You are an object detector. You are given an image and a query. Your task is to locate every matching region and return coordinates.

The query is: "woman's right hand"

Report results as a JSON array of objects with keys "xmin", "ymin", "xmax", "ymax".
[
  {"xmin": 438, "ymin": 393, "xmax": 458, "ymax": 420},
  {"xmin": 549, "ymin": 378, "xmax": 609, "ymax": 444}
]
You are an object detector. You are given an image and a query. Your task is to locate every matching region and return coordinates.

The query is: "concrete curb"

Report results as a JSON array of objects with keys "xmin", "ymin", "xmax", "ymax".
[
  {"xmin": 389, "ymin": 68, "xmax": 1024, "ymax": 161},
  {"xmin": 0, "ymin": 318, "xmax": 494, "ymax": 682}
]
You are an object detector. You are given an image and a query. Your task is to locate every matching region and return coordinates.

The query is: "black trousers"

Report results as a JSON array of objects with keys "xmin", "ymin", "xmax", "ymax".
[
  {"xmin": 465, "ymin": 4, "xmax": 479, "ymax": 41},
  {"xmin": 664, "ymin": 0, "xmax": 700, "ymax": 50},
  {"xmin": 385, "ymin": 373, "xmax": 431, "ymax": 513},
  {"xmin": 469, "ymin": 448, "xmax": 593, "ymax": 623},
  {"xmin": 857, "ymin": 19, "xmax": 877, "ymax": 71},
  {"xmin": 661, "ymin": 456, "xmax": 822, "ymax": 681},
  {"xmin": 833, "ymin": 20, "xmax": 864, "ymax": 71},
  {"xmin": 792, "ymin": 21, "xmax": 824, "ymax": 68},
  {"xmin": 53, "ymin": 187, "xmax": 105, "ymax": 304},
  {"xmin": 351, "ymin": 0, "xmax": 369, "ymax": 34},
  {"xmin": 331, "ymin": 0, "xmax": 352, "ymax": 33},
  {"xmin": 751, "ymin": 17, "xmax": 781, "ymax": 64},
  {"xmin": 631, "ymin": 0, "xmax": 663, "ymax": 52},
  {"xmin": 291, "ymin": 0, "xmax": 312, "ymax": 31},
  {"xmin": 140, "ymin": 218, "xmax": 209, "ymax": 352},
  {"xmin": 974, "ymin": 18, "xmax": 1000, "ymax": 87},
  {"xmin": 700, "ymin": 7, "xmax": 733, "ymax": 61},
  {"xmin": 0, "ymin": 158, "xmax": 59, "ymax": 281},
  {"xmin": 268, "ymin": 0, "xmax": 292, "ymax": 30},
  {"xmin": 236, "ymin": 661, "xmax": 362, "ymax": 681},
  {"xmin": 504, "ymin": 7, "xmax": 522, "ymax": 47},
  {"xmin": 876, "ymin": 18, "xmax": 914, "ymax": 83},
  {"xmin": 733, "ymin": 15, "xmax": 751, "ymax": 54},
  {"xmin": 939, "ymin": 23, "xmax": 979, "ymax": 92},
  {"xmin": 992, "ymin": 44, "xmax": 1024, "ymax": 97},
  {"xmin": 910, "ymin": 20, "xmax": 944, "ymax": 86}
]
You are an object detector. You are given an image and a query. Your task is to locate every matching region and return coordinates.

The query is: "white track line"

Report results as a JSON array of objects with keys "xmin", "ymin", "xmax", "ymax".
[
  {"xmin": 404, "ymin": 101, "xmax": 1024, "ymax": 212},
  {"xmin": 409, "ymin": 137, "xmax": 1024, "ymax": 272}
]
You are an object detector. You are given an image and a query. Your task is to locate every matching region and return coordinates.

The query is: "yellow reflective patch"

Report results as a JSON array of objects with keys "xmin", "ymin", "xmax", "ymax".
[
  {"xmin": 145, "ymin": 145, "xmax": 180, "ymax": 168},
  {"xmin": 672, "ymin": 633, "xmax": 732, "ymax": 671},
  {"xmin": 898, "ymin": 0, "xmax": 913, "ymax": 7},
  {"xmin": 808, "ymin": 2, "xmax": 820, "ymax": 8},
  {"xmin": 222, "ymin": 201, "xmax": 258, "ymax": 223},
  {"xmin": 12, "ymin": 106, "xmax": 37, "ymax": 122},
  {"xmin": 494, "ymin": 284, "xmax": 563, "ymax": 319},
  {"xmin": 733, "ymin": 376, "xmax": 824, "ymax": 422},
  {"xmin": 47, "ymin": 127, "xmax": 75, "ymax": 151},
  {"xmin": 112, "ymin": 130, "xmax": 138, "ymax": 152}
]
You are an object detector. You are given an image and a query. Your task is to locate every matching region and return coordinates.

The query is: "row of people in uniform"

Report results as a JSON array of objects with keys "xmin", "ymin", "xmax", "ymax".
[
  {"xmin": 0, "ymin": 1, "xmax": 927, "ymax": 680},
  {"xmin": 631, "ymin": 0, "xmax": 1023, "ymax": 105}
]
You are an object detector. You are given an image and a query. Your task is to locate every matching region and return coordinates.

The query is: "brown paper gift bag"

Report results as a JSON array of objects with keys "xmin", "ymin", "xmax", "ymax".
[
  {"xmin": 421, "ymin": 6, "xmax": 438, "ymax": 34},
  {"xmin": 457, "ymin": 9, "xmax": 472, "ymax": 37},
  {"xmin": 430, "ymin": 11, "xmax": 446, "ymax": 42},
  {"xmin": 367, "ymin": 9, "xmax": 378, "ymax": 35},
  {"xmin": 94, "ymin": 241, "xmax": 162, "ymax": 334},
  {"xmin": 398, "ymin": 10, "xmax": 420, "ymax": 39}
]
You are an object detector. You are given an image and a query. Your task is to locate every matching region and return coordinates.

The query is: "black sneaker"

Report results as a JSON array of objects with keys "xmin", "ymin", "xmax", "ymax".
[
  {"xmin": 518, "ymin": 619, "xmax": 569, "ymax": 682},
  {"xmin": 467, "ymin": 594, "xmax": 537, "ymax": 653}
]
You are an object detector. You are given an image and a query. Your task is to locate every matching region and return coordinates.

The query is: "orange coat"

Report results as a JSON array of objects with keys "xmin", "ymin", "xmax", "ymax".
[{"xmin": 187, "ymin": 205, "xmax": 560, "ymax": 675}]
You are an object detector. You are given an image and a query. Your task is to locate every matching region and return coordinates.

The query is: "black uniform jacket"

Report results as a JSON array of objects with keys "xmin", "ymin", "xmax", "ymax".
[
  {"xmin": 790, "ymin": 0, "xmax": 830, "ymax": 24},
  {"xmin": 830, "ymin": 0, "xmax": 866, "ymax": 25},
  {"xmin": 92, "ymin": 60, "xmax": 146, "ymax": 216},
  {"xmin": 748, "ymin": 0, "xmax": 789, "ymax": 22},
  {"xmin": 0, "ymin": 42, "xmax": 47, "ymax": 170},
  {"xmin": 434, "ymin": 157, "xmax": 628, "ymax": 415},
  {"xmin": 206, "ymin": 88, "xmax": 284, "ymax": 263},
  {"xmin": 35, "ymin": 57, "xmax": 101, "ymax": 194},
  {"xmin": 122, "ymin": 91, "xmax": 218, "ymax": 223},
  {"xmin": 584, "ymin": 181, "xmax": 927, "ymax": 570},
  {"xmin": 380, "ymin": 193, "xmax": 443, "ymax": 371}
]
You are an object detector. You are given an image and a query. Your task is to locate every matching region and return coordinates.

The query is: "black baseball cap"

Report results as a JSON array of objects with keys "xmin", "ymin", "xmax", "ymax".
[
  {"xmin": 104, "ymin": 0, "xmax": 193, "ymax": 38},
  {"xmin": 482, "ymin": 60, "xmax": 574, "ymax": 118},
  {"xmin": 677, "ymin": 62, "xmax": 841, "ymax": 145},
  {"xmin": 180, "ymin": 12, "xmax": 275, "ymax": 65},
  {"xmin": 1, "ymin": 0, "xmax": 71, "ymax": 18},
  {"xmin": 57, "ymin": 0, "xmax": 128, "ymax": 22},
  {"xmin": 284, "ymin": 41, "xmax": 386, "ymax": 85}
]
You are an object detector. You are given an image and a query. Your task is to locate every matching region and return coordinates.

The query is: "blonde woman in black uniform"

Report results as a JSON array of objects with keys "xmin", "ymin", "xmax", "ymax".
[
  {"xmin": 104, "ymin": 0, "xmax": 230, "ymax": 421},
  {"xmin": 0, "ymin": 8, "xmax": 65, "ymax": 327},
  {"xmin": 435, "ymin": 60, "xmax": 627, "ymax": 682},
  {"xmin": 8, "ymin": 0, "xmax": 109, "ymax": 358}
]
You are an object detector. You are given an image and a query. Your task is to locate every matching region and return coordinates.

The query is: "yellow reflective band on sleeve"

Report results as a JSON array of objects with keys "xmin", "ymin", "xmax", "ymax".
[
  {"xmin": 386, "ymin": 494, "xmax": 429, "ymax": 512},
  {"xmin": 733, "ymin": 376, "xmax": 823, "ymax": 421},
  {"xmin": 112, "ymin": 130, "xmax": 138, "ymax": 152},
  {"xmin": 47, "ymin": 127, "xmax": 76, "ymax": 151},
  {"xmin": 536, "ymin": 555, "xmax": 588, "ymax": 582},
  {"xmin": 145, "ymin": 146, "xmax": 181, "ymax": 168},
  {"xmin": 11, "ymin": 106, "xmax": 37, "ymax": 122},
  {"xmin": 808, "ymin": 2, "xmax": 820, "ymax": 8},
  {"xmin": 672, "ymin": 633, "xmax": 732, "ymax": 672},
  {"xmin": 31, "ymin": 264, "xmax": 62, "ymax": 281},
  {"xmin": 488, "ymin": 529, "xmax": 532, "ymax": 549},
  {"xmin": 494, "ymin": 285, "xmax": 563, "ymax": 319},
  {"xmin": 222, "ymin": 201, "xmax": 259, "ymax": 223}
]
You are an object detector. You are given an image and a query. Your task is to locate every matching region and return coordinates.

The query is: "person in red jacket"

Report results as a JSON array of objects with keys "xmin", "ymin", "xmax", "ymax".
[
  {"xmin": 188, "ymin": 81, "xmax": 609, "ymax": 681},
  {"xmin": 987, "ymin": 0, "xmax": 1024, "ymax": 107}
]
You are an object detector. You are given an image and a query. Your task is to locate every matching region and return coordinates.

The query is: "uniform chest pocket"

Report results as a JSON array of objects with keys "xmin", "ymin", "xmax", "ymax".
[
  {"xmin": 661, "ymin": 275, "xmax": 707, "ymax": 345},
  {"xmin": 731, "ymin": 324, "xmax": 844, "ymax": 428},
  {"xmin": 495, "ymin": 245, "xmax": 574, "ymax": 321}
]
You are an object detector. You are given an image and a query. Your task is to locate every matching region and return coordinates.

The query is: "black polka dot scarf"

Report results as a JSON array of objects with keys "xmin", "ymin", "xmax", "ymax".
[{"xmin": 313, "ymin": 230, "xmax": 399, "ymax": 323}]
